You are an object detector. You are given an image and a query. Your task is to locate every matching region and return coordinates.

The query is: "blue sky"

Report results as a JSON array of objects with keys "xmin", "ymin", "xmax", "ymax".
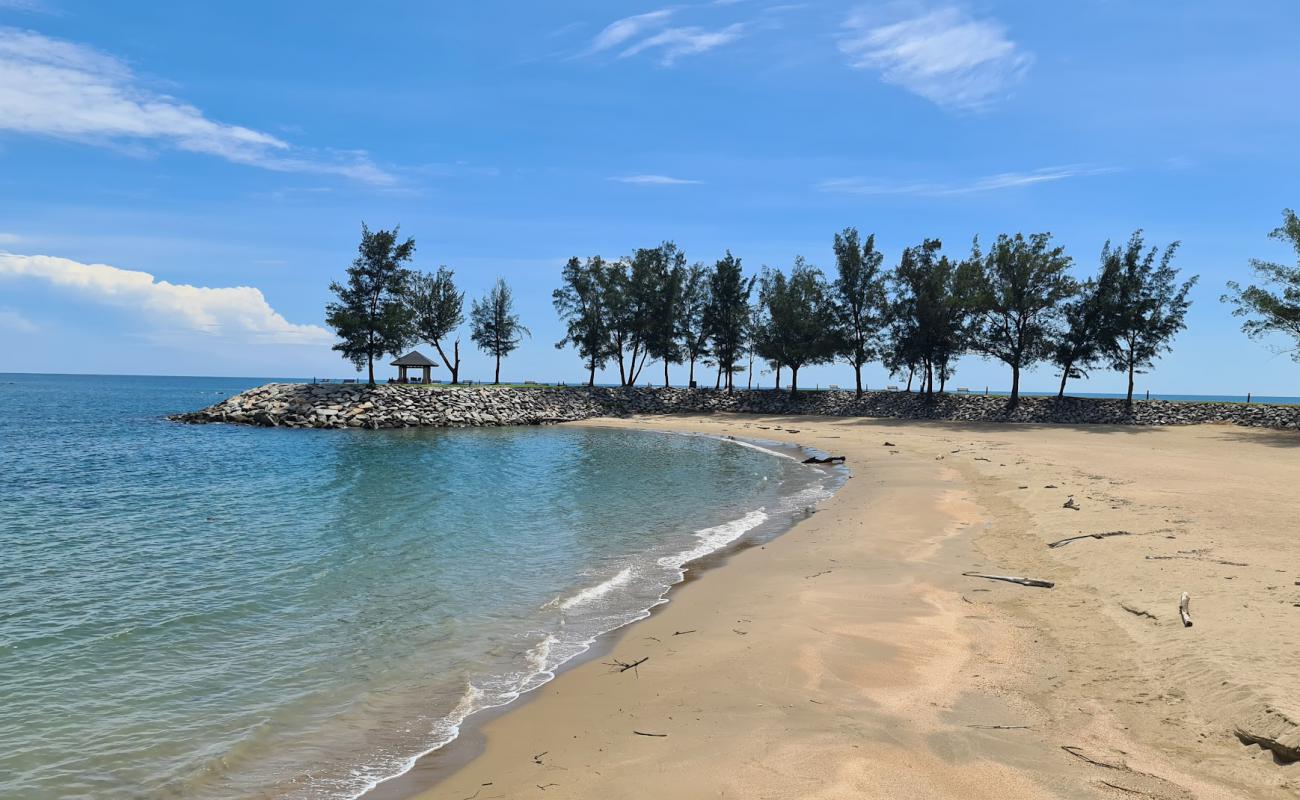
[{"xmin": 1, "ymin": 1, "xmax": 1298, "ymax": 393}]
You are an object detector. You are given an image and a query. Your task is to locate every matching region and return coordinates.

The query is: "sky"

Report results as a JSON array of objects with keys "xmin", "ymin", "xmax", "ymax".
[{"xmin": 1, "ymin": 0, "xmax": 1298, "ymax": 394}]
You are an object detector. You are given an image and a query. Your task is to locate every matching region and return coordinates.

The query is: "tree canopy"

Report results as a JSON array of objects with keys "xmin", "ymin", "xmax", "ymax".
[
  {"xmin": 1223, "ymin": 208, "xmax": 1300, "ymax": 360},
  {"xmin": 471, "ymin": 279, "xmax": 530, "ymax": 384},
  {"xmin": 406, "ymin": 266, "xmax": 466, "ymax": 383},
  {"xmin": 831, "ymin": 227, "xmax": 888, "ymax": 395},
  {"xmin": 325, "ymin": 224, "xmax": 416, "ymax": 386}
]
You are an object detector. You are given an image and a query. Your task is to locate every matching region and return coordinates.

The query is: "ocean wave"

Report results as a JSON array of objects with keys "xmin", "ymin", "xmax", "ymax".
[
  {"xmin": 558, "ymin": 567, "xmax": 634, "ymax": 610},
  {"xmin": 658, "ymin": 509, "xmax": 770, "ymax": 572}
]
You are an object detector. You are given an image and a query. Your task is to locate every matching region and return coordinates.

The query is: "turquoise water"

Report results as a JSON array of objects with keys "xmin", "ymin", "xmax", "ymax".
[{"xmin": 0, "ymin": 374, "xmax": 838, "ymax": 799}]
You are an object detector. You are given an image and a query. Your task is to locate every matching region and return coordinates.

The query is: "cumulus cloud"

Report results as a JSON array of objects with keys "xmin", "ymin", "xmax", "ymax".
[
  {"xmin": 0, "ymin": 27, "xmax": 395, "ymax": 184},
  {"xmin": 817, "ymin": 165, "xmax": 1118, "ymax": 196},
  {"xmin": 0, "ymin": 253, "xmax": 332, "ymax": 345},
  {"xmin": 610, "ymin": 174, "xmax": 703, "ymax": 185},
  {"xmin": 837, "ymin": 5, "xmax": 1030, "ymax": 110}
]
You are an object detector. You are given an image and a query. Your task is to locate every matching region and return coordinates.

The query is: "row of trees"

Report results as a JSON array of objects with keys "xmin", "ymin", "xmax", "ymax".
[
  {"xmin": 553, "ymin": 229, "xmax": 1199, "ymax": 404},
  {"xmin": 327, "ymin": 209, "xmax": 1300, "ymax": 396},
  {"xmin": 326, "ymin": 225, "xmax": 529, "ymax": 385}
]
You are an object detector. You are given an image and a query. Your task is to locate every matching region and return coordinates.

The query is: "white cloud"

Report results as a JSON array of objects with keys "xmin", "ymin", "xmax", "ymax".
[
  {"xmin": 838, "ymin": 5, "xmax": 1030, "ymax": 110},
  {"xmin": 0, "ymin": 27, "xmax": 395, "ymax": 184},
  {"xmin": 589, "ymin": 9, "xmax": 675, "ymax": 53},
  {"xmin": 818, "ymin": 165, "xmax": 1118, "ymax": 196},
  {"xmin": 0, "ymin": 253, "xmax": 332, "ymax": 345},
  {"xmin": 0, "ymin": 308, "xmax": 38, "ymax": 333},
  {"xmin": 610, "ymin": 174, "xmax": 704, "ymax": 185},
  {"xmin": 620, "ymin": 23, "xmax": 748, "ymax": 66}
]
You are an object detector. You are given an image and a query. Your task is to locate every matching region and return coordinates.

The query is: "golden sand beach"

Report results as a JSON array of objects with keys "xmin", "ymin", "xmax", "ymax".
[{"xmin": 382, "ymin": 413, "xmax": 1299, "ymax": 800}]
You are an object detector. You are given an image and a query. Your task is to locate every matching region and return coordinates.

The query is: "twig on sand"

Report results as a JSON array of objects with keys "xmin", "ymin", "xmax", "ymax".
[
  {"xmin": 672, "ymin": 629, "xmax": 696, "ymax": 636},
  {"xmin": 1099, "ymin": 780, "xmax": 1152, "ymax": 796},
  {"xmin": 536, "ymin": 783, "xmax": 559, "ymax": 790},
  {"xmin": 1047, "ymin": 530, "xmax": 1132, "ymax": 549},
  {"xmin": 967, "ymin": 724, "xmax": 1032, "ymax": 730},
  {"xmin": 606, "ymin": 656, "xmax": 648, "ymax": 675},
  {"xmin": 1061, "ymin": 746, "xmax": 1123, "ymax": 770},
  {"xmin": 633, "ymin": 730, "xmax": 668, "ymax": 737},
  {"xmin": 1063, "ymin": 497, "xmax": 1081, "ymax": 510},
  {"xmin": 805, "ymin": 569, "xmax": 833, "ymax": 579},
  {"xmin": 962, "ymin": 572, "xmax": 1055, "ymax": 589},
  {"xmin": 1179, "ymin": 592, "xmax": 1193, "ymax": 627},
  {"xmin": 882, "ymin": 441, "xmax": 896, "ymax": 447},
  {"xmin": 1145, "ymin": 554, "xmax": 1247, "ymax": 567},
  {"xmin": 1120, "ymin": 603, "xmax": 1158, "ymax": 620},
  {"xmin": 532, "ymin": 751, "xmax": 547, "ymax": 764},
  {"xmin": 974, "ymin": 457, "xmax": 992, "ymax": 462}
]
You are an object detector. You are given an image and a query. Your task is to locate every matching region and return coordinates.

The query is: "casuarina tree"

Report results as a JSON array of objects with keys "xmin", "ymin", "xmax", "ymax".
[
  {"xmin": 1103, "ymin": 232, "xmax": 1197, "ymax": 405},
  {"xmin": 754, "ymin": 257, "xmax": 839, "ymax": 394},
  {"xmin": 703, "ymin": 251, "xmax": 754, "ymax": 393},
  {"xmin": 1052, "ymin": 255, "xmax": 1121, "ymax": 397},
  {"xmin": 325, "ymin": 223, "xmax": 416, "ymax": 386},
  {"xmin": 677, "ymin": 262, "xmax": 711, "ymax": 387},
  {"xmin": 471, "ymin": 278, "xmax": 530, "ymax": 384},
  {"xmin": 969, "ymin": 232, "xmax": 1076, "ymax": 403},
  {"xmin": 553, "ymin": 256, "xmax": 613, "ymax": 386},
  {"xmin": 406, "ymin": 266, "xmax": 466, "ymax": 383},
  {"xmin": 831, "ymin": 228, "xmax": 888, "ymax": 396},
  {"xmin": 1223, "ymin": 208, "xmax": 1300, "ymax": 360}
]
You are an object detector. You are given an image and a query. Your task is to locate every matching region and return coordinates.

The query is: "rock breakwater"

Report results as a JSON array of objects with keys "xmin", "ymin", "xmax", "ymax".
[{"xmin": 170, "ymin": 383, "xmax": 1300, "ymax": 431}]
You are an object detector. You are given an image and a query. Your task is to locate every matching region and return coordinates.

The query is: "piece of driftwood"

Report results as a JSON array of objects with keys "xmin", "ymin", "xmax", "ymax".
[
  {"xmin": 967, "ymin": 724, "xmax": 1032, "ymax": 730},
  {"xmin": 607, "ymin": 656, "xmax": 648, "ymax": 674},
  {"xmin": 1062, "ymin": 497, "xmax": 1080, "ymax": 510},
  {"xmin": 1048, "ymin": 530, "xmax": 1132, "ymax": 549},
  {"xmin": 882, "ymin": 441, "xmax": 896, "ymax": 447},
  {"xmin": 962, "ymin": 572, "xmax": 1055, "ymax": 589},
  {"xmin": 1145, "ymin": 554, "xmax": 1247, "ymax": 567},
  {"xmin": 1179, "ymin": 592, "xmax": 1193, "ymax": 627},
  {"xmin": 1235, "ymin": 727, "xmax": 1300, "ymax": 763},
  {"xmin": 803, "ymin": 455, "xmax": 846, "ymax": 464},
  {"xmin": 633, "ymin": 730, "xmax": 667, "ymax": 737}
]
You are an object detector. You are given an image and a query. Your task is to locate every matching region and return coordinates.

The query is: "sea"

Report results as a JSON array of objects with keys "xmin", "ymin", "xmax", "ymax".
[{"xmin": 0, "ymin": 373, "xmax": 843, "ymax": 799}]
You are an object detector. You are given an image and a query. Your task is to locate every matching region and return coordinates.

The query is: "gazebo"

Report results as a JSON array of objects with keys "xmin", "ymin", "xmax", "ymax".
[{"xmin": 390, "ymin": 350, "xmax": 439, "ymax": 384}]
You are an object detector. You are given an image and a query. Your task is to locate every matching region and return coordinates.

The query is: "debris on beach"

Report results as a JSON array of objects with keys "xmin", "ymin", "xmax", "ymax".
[
  {"xmin": 961, "ymin": 572, "xmax": 1056, "ymax": 589},
  {"xmin": 803, "ymin": 455, "xmax": 846, "ymax": 464},
  {"xmin": 1047, "ymin": 530, "xmax": 1132, "ymax": 548},
  {"xmin": 1063, "ymin": 497, "xmax": 1081, "ymax": 510}
]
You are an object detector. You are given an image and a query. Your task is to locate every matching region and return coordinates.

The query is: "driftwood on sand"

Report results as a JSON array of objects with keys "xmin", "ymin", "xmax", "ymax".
[
  {"xmin": 1179, "ymin": 592, "xmax": 1193, "ymax": 627},
  {"xmin": 803, "ymin": 455, "xmax": 846, "ymax": 464},
  {"xmin": 962, "ymin": 572, "xmax": 1056, "ymax": 589},
  {"xmin": 1047, "ymin": 530, "xmax": 1132, "ymax": 549}
]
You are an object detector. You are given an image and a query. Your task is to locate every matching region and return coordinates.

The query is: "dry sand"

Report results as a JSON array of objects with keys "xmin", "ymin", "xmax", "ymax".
[{"xmin": 385, "ymin": 413, "xmax": 1300, "ymax": 799}]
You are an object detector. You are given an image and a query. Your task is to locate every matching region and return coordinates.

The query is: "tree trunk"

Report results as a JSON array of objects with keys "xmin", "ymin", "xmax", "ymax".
[
  {"xmin": 775, "ymin": 364, "xmax": 782, "ymax": 390},
  {"xmin": 451, "ymin": 341, "xmax": 459, "ymax": 384},
  {"xmin": 688, "ymin": 357, "xmax": 695, "ymax": 387},
  {"xmin": 432, "ymin": 340, "xmax": 460, "ymax": 384},
  {"xmin": 854, "ymin": 364, "xmax": 863, "ymax": 396},
  {"xmin": 494, "ymin": 353, "xmax": 501, "ymax": 385},
  {"xmin": 906, "ymin": 368, "xmax": 913, "ymax": 392},
  {"xmin": 789, "ymin": 365, "xmax": 799, "ymax": 394},
  {"xmin": 1057, "ymin": 362, "xmax": 1070, "ymax": 398},
  {"xmin": 664, "ymin": 358, "xmax": 670, "ymax": 388},
  {"xmin": 1126, "ymin": 355, "xmax": 1136, "ymax": 406},
  {"xmin": 588, "ymin": 360, "xmax": 596, "ymax": 387},
  {"xmin": 368, "ymin": 353, "xmax": 375, "ymax": 387},
  {"xmin": 715, "ymin": 363, "xmax": 722, "ymax": 389},
  {"xmin": 1010, "ymin": 364, "xmax": 1021, "ymax": 403}
]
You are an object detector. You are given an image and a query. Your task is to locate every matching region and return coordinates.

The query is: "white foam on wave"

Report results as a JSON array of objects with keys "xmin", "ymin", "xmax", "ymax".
[
  {"xmin": 658, "ymin": 509, "xmax": 769, "ymax": 572},
  {"xmin": 559, "ymin": 566, "xmax": 634, "ymax": 610},
  {"xmin": 713, "ymin": 436, "xmax": 799, "ymax": 461}
]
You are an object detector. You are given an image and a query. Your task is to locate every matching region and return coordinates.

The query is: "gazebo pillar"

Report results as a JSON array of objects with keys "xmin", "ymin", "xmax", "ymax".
[
  {"xmin": 398, "ymin": 365, "xmax": 409, "ymax": 382},
  {"xmin": 422, "ymin": 365, "xmax": 431, "ymax": 384}
]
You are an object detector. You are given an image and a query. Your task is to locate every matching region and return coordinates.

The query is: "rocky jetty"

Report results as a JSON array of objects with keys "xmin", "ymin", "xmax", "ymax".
[{"xmin": 170, "ymin": 383, "xmax": 1300, "ymax": 431}]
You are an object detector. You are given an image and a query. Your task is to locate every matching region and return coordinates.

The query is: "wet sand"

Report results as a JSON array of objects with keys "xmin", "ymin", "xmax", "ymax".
[{"xmin": 389, "ymin": 413, "xmax": 1300, "ymax": 799}]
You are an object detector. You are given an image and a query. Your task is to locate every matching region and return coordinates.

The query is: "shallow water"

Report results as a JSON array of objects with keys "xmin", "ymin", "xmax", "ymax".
[{"xmin": 0, "ymin": 374, "xmax": 837, "ymax": 799}]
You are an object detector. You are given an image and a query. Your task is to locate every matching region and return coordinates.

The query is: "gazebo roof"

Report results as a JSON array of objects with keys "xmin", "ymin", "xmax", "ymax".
[{"xmin": 391, "ymin": 350, "xmax": 439, "ymax": 367}]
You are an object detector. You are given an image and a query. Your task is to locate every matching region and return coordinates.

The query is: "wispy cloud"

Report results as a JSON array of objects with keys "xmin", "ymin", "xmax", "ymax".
[
  {"xmin": 621, "ymin": 23, "xmax": 748, "ymax": 66},
  {"xmin": 818, "ymin": 165, "xmax": 1118, "ymax": 196},
  {"xmin": 588, "ymin": 9, "xmax": 675, "ymax": 53},
  {"xmin": 0, "ymin": 232, "xmax": 21, "ymax": 245},
  {"xmin": 0, "ymin": 308, "xmax": 38, "ymax": 333},
  {"xmin": 0, "ymin": 252, "xmax": 332, "ymax": 344},
  {"xmin": 584, "ymin": 8, "xmax": 747, "ymax": 66},
  {"xmin": 0, "ymin": 27, "xmax": 395, "ymax": 184},
  {"xmin": 610, "ymin": 174, "xmax": 704, "ymax": 185},
  {"xmin": 837, "ymin": 5, "xmax": 1030, "ymax": 110}
]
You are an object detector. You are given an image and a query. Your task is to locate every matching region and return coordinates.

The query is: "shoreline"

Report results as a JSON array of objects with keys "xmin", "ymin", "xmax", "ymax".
[
  {"xmin": 356, "ymin": 427, "xmax": 845, "ymax": 800},
  {"xmin": 380, "ymin": 413, "xmax": 1299, "ymax": 800}
]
